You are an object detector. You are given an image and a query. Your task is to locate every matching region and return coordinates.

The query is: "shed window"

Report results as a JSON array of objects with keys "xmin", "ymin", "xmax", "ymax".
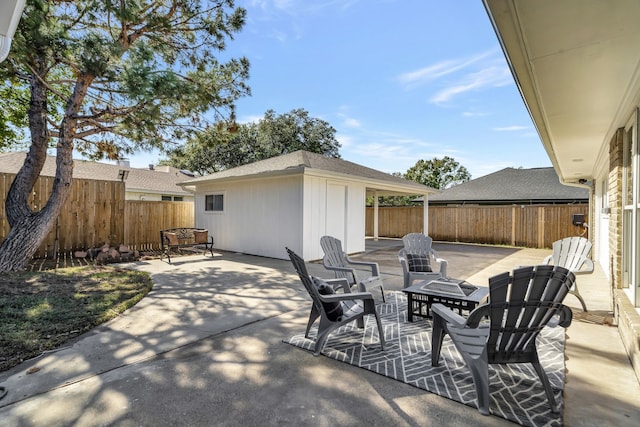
[{"xmin": 205, "ymin": 194, "xmax": 224, "ymax": 212}]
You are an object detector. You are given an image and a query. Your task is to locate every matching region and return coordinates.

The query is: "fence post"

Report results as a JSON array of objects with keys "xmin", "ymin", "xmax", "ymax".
[
  {"xmin": 511, "ymin": 206, "xmax": 516, "ymax": 246},
  {"xmin": 538, "ymin": 206, "xmax": 545, "ymax": 248}
]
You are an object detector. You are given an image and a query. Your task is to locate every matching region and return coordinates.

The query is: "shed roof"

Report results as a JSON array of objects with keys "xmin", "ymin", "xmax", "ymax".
[
  {"xmin": 180, "ymin": 150, "xmax": 438, "ymax": 196},
  {"xmin": 427, "ymin": 167, "xmax": 588, "ymax": 205},
  {"xmin": 0, "ymin": 152, "xmax": 191, "ymax": 196}
]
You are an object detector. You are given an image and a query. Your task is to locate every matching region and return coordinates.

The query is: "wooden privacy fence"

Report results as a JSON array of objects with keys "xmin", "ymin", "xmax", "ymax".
[
  {"xmin": 124, "ymin": 201, "xmax": 194, "ymax": 251},
  {"xmin": 1, "ymin": 173, "xmax": 193, "ymax": 258},
  {"xmin": 366, "ymin": 204, "xmax": 590, "ymax": 249}
]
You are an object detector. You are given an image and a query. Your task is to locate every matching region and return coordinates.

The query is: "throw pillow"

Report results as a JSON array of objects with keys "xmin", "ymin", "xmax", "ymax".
[
  {"xmin": 164, "ymin": 232, "xmax": 179, "ymax": 246},
  {"xmin": 312, "ymin": 277, "xmax": 344, "ymax": 321},
  {"xmin": 406, "ymin": 253, "xmax": 432, "ymax": 272},
  {"xmin": 193, "ymin": 230, "xmax": 209, "ymax": 244}
]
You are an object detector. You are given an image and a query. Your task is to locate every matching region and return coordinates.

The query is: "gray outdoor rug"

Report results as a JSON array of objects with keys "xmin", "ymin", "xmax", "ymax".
[{"xmin": 284, "ymin": 291, "xmax": 566, "ymax": 427}]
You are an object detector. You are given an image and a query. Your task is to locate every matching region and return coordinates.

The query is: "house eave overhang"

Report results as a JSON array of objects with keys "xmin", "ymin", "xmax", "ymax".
[
  {"xmin": 302, "ymin": 167, "xmax": 437, "ymax": 197},
  {"xmin": 178, "ymin": 167, "xmax": 303, "ymax": 187},
  {"xmin": 483, "ymin": 0, "xmax": 640, "ymax": 186}
]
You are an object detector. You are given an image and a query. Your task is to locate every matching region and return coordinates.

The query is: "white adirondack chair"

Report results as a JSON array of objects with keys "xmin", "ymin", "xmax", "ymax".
[
  {"xmin": 320, "ymin": 235, "xmax": 385, "ymax": 302},
  {"xmin": 398, "ymin": 233, "xmax": 448, "ymax": 288},
  {"xmin": 542, "ymin": 236, "xmax": 594, "ymax": 311}
]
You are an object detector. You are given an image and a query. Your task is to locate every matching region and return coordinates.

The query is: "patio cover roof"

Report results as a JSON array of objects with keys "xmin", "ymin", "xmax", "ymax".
[
  {"xmin": 180, "ymin": 150, "xmax": 438, "ymax": 197},
  {"xmin": 483, "ymin": 0, "xmax": 640, "ymax": 185}
]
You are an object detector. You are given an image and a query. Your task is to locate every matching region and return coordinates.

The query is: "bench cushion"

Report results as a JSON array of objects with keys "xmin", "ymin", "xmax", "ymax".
[
  {"xmin": 164, "ymin": 232, "xmax": 179, "ymax": 246},
  {"xmin": 193, "ymin": 229, "xmax": 209, "ymax": 244}
]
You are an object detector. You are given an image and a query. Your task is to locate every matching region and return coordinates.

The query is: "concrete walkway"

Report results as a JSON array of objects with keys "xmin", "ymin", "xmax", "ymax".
[{"xmin": 0, "ymin": 240, "xmax": 638, "ymax": 426}]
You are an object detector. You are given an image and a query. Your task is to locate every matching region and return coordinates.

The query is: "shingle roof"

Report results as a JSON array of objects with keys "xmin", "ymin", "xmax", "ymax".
[
  {"xmin": 0, "ymin": 152, "xmax": 191, "ymax": 196},
  {"xmin": 428, "ymin": 167, "xmax": 589, "ymax": 204},
  {"xmin": 180, "ymin": 150, "xmax": 437, "ymax": 195}
]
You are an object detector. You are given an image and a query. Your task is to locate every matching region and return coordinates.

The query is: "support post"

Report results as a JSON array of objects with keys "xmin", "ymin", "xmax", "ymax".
[
  {"xmin": 373, "ymin": 191, "xmax": 379, "ymax": 241},
  {"xmin": 423, "ymin": 193, "xmax": 429, "ymax": 236}
]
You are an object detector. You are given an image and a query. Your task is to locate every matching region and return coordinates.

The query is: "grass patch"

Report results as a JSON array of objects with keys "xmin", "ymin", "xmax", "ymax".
[{"xmin": 0, "ymin": 266, "xmax": 153, "ymax": 372}]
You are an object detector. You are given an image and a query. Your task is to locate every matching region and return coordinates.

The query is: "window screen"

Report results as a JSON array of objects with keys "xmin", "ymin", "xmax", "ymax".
[{"xmin": 205, "ymin": 194, "xmax": 224, "ymax": 211}]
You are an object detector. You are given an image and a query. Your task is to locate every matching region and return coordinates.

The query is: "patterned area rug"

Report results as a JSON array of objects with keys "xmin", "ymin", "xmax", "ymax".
[{"xmin": 284, "ymin": 291, "xmax": 566, "ymax": 427}]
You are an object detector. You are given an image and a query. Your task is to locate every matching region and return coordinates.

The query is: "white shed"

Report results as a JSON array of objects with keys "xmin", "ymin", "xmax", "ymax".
[{"xmin": 179, "ymin": 150, "xmax": 437, "ymax": 260}]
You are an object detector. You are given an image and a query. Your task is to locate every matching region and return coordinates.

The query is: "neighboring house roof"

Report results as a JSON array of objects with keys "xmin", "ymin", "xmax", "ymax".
[
  {"xmin": 425, "ymin": 167, "xmax": 589, "ymax": 205},
  {"xmin": 180, "ymin": 150, "xmax": 438, "ymax": 196},
  {"xmin": 0, "ymin": 152, "xmax": 192, "ymax": 196}
]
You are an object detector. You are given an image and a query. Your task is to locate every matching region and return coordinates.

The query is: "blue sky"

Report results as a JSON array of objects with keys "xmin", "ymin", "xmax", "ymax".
[{"xmin": 128, "ymin": 0, "xmax": 551, "ymax": 179}]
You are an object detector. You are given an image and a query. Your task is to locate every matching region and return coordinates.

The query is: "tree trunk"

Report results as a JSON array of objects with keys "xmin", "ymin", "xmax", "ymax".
[
  {"xmin": 0, "ymin": 62, "xmax": 93, "ymax": 272},
  {"xmin": 0, "ymin": 212, "xmax": 60, "ymax": 271}
]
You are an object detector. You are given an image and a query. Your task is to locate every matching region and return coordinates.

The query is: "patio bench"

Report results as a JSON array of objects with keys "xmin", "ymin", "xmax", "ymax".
[{"xmin": 160, "ymin": 228, "xmax": 214, "ymax": 263}]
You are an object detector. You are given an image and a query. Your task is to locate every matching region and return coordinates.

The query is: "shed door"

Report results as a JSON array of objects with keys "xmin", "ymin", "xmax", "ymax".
[{"xmin": 326, "ymin": 183, "xmax": 347, "ymax": 243}]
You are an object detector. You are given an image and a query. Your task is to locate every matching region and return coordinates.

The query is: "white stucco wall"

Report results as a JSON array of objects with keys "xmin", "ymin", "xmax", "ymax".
[
  {"xmin": 191, "ymin": 172, "xmax": 368, "ymax": 261},
  {"xmin": 193, "ymin": 175, "xmax": 303, "ymax": 260}
]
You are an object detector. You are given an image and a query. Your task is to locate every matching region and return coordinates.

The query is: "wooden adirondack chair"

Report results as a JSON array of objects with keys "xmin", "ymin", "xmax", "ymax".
[
  {"xmin": 431, "ymin": 265, "xmax": 575, "ymax": 415},
  {"xmin": 398, "ymin": 233, "xmax": 448, "ymax": 288},
  {"xmin": 320, "ymin": 235, "xmax": 385, "ymax": 302},
  {"xmin": 286, "ymin": 248, "xmax": 385, "ymax": 356},
  {"xmin": 542, "ymin": 236, "xmax": 594, "ymax": 311}
]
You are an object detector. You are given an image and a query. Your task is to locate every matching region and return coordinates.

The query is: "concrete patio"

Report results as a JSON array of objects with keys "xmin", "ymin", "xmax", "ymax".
[{"xmin": 0, "ymin": 239, "xmax": 638, "ymax": 426}]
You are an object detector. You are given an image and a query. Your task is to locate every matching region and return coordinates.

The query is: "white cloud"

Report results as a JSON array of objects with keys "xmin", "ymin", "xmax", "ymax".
[
  {"xmin": 336, "ymin": 134, "xmax": 353, "ymax": 148},
  {"xmin": 397, "ymin": 50, "xmax": 496, "ymax": 89},
  {"xmin": 335, "ymin": 106, "xmax": 363, "ymax": 129},
  {"xmin": 396, "ymin": 49, "xmax": 513, "ymax": 105},
  {"xmin": 277, "ymin": 29, "xmax": 291, "ymax": 42},
  {"xmin": 493, "ymin": 125, "xmax": 530, "ymax": 131},
  {"xmin": 249, "ymin": 0, "xmax": 359, "ymax": 14},
  {"xmin": 237, "ymin": 114, "xmax": 263, "ymax": 124},
  {"xmin": 430, "ymin": 65, "xmax": 512, "ymax": 104},
  {"xmin": 462, "ymin": 111, "xmax": 488, "ymax": 117},
  {"xmin": 343, "ymin": 118, "xmax": 362, "ymax": 128}
]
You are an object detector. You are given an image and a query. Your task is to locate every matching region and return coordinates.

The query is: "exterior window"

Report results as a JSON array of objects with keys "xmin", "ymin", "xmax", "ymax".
[
  {"xmin": 173, "ymin": 196, "xmax": 183, "ymax": 202},
  {"xmin": 601, "ymin": 179, "xmax": 609, "ymax": 214},
  {"xmin": 205, "ymin": 194, "xmax": 224, "ymax": 212},
  {"xmin": 161, "ymin": 195, "xmax": 172, "ymax": 201},
  {"xmin": 621, "ymin": 109, "xmax": 640, "ymax": 307}
]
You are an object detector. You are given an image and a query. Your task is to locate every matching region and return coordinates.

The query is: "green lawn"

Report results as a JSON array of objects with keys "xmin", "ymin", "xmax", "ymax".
[{"xmin": 0, "ymin": 266, "xmax": 153, "ymax": 372}]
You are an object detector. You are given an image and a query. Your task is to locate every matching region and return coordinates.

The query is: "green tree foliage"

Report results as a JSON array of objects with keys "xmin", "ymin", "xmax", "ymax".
[
  {"xmin": 0, "ymin": 1, "xmax": 250, "ymax": 271},
  {"xmin": 163, "ymin": 108, "xmax": 341, "ymax": 174},
  {"xmin": 0, "ymin": 80, "xmax": 29, "ymax": 149},
  {"xmin": 405, "ymin": 156, "xmax": 471, "ymax": 190}
]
